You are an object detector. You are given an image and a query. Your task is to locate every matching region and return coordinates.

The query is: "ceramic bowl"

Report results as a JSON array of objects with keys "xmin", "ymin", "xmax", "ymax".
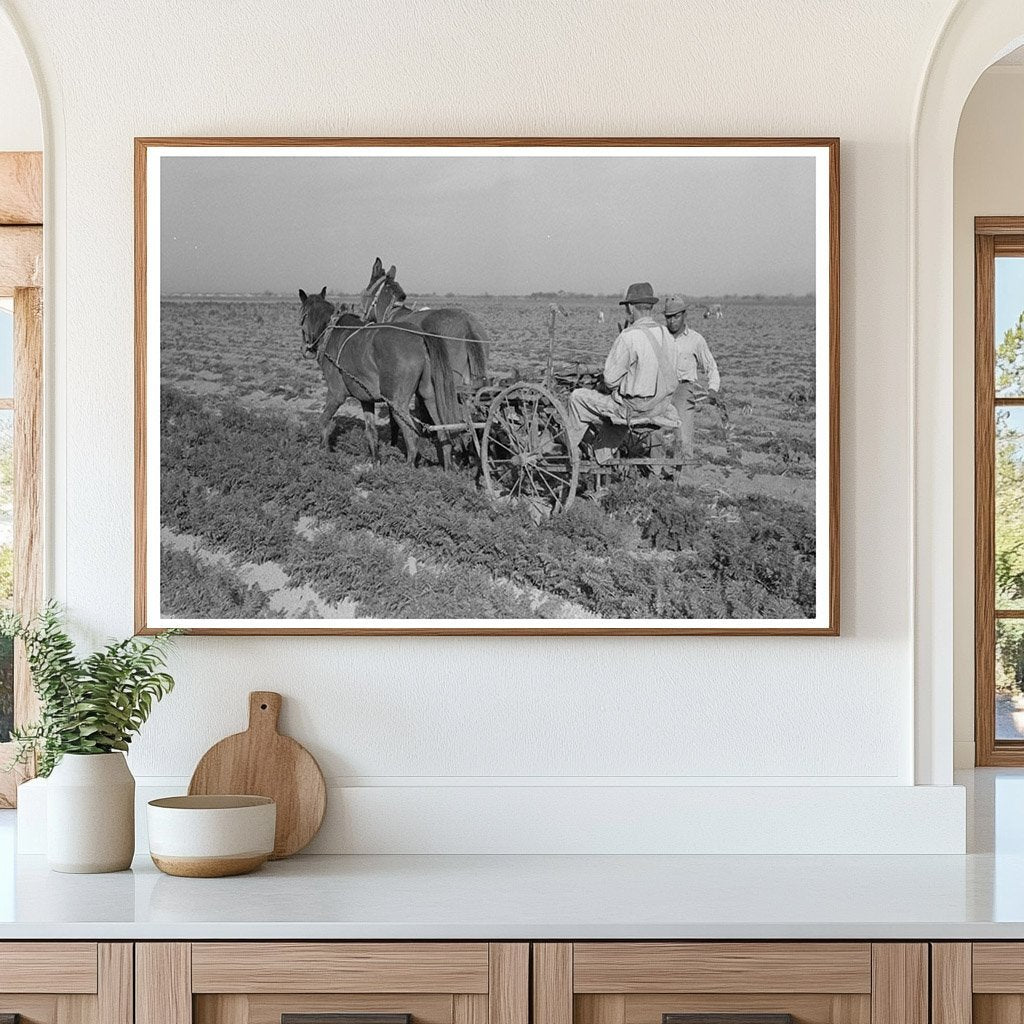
[{"xmin": 147, "ymin": 795, "xmax": 276, "ymax": 877}]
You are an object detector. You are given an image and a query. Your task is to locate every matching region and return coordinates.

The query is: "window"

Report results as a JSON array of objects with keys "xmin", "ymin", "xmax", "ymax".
[
  {"xmin": 975, "ymin": 219, "xmax": 1024, "ymax": 764},
  {"xmin": 0, "ymin": 302, "xmax": 12, "ymax": 745},
  {"xmin": 0, "ymin": 149, "xmax": 43, "ymax": 806}
]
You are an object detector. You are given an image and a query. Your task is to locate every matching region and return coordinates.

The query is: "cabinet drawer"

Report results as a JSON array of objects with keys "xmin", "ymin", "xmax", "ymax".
[
  {"xmin": 191, "ymin": 944, "xmax": 491, "ymax": 994},
  {"xmin": 534, "ymin": 944, "xmax": 925, "ymax": 1024},
  {"xmin": 0, "ymin": 943, "xmax": 130, "ymax": 1024},
  {"xmin": 0, "ymin": 942, "xmax": 98, "ymax": 994},
  {"xmin": 572, "ymin": 944, "xmax": 872, "ymax": 994},
  {"xmin": 139, "ymin": 943, "xmax": 528, "ymax": 1024}
]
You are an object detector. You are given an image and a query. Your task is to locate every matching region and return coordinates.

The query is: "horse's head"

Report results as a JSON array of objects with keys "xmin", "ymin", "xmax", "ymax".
[
  {"xmin": 298, "ymin": 286, "xmax": 335, "ymax": 354},
  {"xmin": 360, "ymin": 256, "xmax": 407, "ymax": 322}
]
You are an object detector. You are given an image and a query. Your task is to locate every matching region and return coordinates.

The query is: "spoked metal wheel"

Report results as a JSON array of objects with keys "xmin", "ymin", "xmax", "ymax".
[{"xmin": 481, "ymin": 382, "xmax": 580, "ymax": 515}]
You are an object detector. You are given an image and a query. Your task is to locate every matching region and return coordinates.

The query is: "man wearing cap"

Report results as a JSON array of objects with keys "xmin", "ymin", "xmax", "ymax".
[
  {"xmin": 567, "ymin": 282, "xmax": 679, "ymax": 461},
  {"xmin": 663, "ymin": 294, "xmax": 721, "ymax": 461}
]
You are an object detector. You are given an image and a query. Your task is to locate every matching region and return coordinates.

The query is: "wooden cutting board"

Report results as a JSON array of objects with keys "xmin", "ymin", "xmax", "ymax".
[{"xmin": 188, "ymin": 691, "xmax": 326, "ymax": 859}]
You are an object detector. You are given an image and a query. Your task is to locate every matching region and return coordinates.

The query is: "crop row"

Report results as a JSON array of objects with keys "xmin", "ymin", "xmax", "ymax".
[{"xmin": 160, "ymin": 387, "xmax": 816, "ymax": 619}]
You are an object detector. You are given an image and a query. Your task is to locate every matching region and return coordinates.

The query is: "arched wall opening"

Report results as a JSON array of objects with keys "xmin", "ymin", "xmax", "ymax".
[
  {"xmin": 952, "ymin": 50, "xmax": 1024, "ymax": 767},
  {"xmin": 914, "ymin": 1, "xmax": 1024, "ymax": 785}
]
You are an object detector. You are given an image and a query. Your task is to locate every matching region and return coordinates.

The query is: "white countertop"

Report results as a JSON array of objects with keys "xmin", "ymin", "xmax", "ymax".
[
  {"xmin": 3, "ymin": 769, "xmax": 1023, "ymax": 941},
  {"xmin": 3, "ymin": 849, "xmax": 1024, "ymax": 940}
]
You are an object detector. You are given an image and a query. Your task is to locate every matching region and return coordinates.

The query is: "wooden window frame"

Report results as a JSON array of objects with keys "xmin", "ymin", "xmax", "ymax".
[{"xmin": 0, "ymin": 151, "xmax": 43, "ymax": 806}]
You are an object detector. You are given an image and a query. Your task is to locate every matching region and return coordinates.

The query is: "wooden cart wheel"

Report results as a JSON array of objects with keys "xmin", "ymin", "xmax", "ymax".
[{"xmin": 481, "ymin": 382, "xmax": 580, "ymax": 515}]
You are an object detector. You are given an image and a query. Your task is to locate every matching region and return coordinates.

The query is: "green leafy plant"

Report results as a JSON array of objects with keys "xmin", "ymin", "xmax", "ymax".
[{"xmin": 1, "ymin": 603, "xmax": 178, "ymax": 777}]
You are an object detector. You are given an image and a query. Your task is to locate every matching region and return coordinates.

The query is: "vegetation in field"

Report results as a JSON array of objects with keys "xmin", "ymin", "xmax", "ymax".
[
  {"xmin": 159, "ymin": 386, "xmax": 815, "ymax": 619},
  {"xmin": 996, "ymin": 312, "xmax": 1024, "ymax": 694},
  {"xmin": 160, "ymin": 547, "xmax": 271, "ymax": 619}
]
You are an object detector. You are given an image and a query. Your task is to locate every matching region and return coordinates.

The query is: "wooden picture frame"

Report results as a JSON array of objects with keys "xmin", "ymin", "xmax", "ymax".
[{"xmin": 135, "ymin": 137, "xmax": 839, "ymax": 636}]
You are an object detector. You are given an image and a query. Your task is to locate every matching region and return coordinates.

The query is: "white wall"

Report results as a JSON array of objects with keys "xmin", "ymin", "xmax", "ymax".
[
  {"xmin": 1, "ymin": 0, "xmax": 973, "ymax": 852},
  {"xmin": 952, "ymin": 66, "xmax": 1024, "ymax": 767},
  {"xmin": 0, "ymin": 12, "xmax": 40, "ymax": 151}
]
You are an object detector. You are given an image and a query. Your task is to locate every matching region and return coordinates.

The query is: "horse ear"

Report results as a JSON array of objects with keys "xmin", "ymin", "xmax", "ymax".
[
  {"xmin": 386, "ymin": 265, "xmax": 396, "ymax": 280},
  {"xmin": 299, "ymin": 289, "xmax": 308, "ymax": 302},
  {"xmin": 319, "ymin": 286, "xmax": 327, "ymax": 299},
  {"xmin": 372, "ymin": 256, "xmax": 383, "ymax": 276}
]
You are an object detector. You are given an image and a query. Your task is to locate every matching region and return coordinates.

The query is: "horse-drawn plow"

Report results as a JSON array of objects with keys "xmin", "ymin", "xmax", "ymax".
[
  {"xmin": 422, "ymin": 371, "xmax": 693, "ymax": 516},
  {"xmin": 308, "ymin": 261, "xmax": 727, "ymax": 517}
]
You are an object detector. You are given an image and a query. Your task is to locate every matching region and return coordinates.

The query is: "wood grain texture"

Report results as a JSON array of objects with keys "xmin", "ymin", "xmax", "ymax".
[
  {"xmin": 534, "ymin": 944, "xmax": 572, "ymax": 1024},
  {"xmin": 196, "ymin": 995, "xmax": 248, "ymax": 1024},
  {"xmin": 0, "ymin": 153, "xmax": 42, "ymax": 225},
  {"xmin": 576, "ymin": 996, "xmax": 625, "ymax": 1024},
  {"xmin": 931, "ymin": 945, "xmax": 971, "ymax": 1024},
  {"xmin": 977, "ymin": 217, "xmax": 1024, "ymax": 236},
  {"xmin": 191, "ymin": 943, "xmax": 489, "ymax": 994},
  {"xmin": 188, "ymin": 691, "xmax": 326, "ymax": 858},
  {"xmin": 974, "ymin": 995, "xmax": 1024, "ymax": 1024},
  {"xmin": 98, "ymin": 945, "xmax": 132, "ymax": 1024},
  {"xmin": 136, "ymin": 943, "xmax": 192, "ymax": 1024},
  {"xmin": 971, "ymin": 944, "xmax": 1024, "ymax": 992},
  {"xmin": 870, "ymin": 945, "xmax": 927, "ymax": 1024},
  {"xmin": 151, "ymin": 853, "xmax": 269, "ymax": 877},
  {"xmin": 573, "ymin": 944, "xmax": 871, "ymax": 994},
  {"xmin": 0, "ymin": 998, "xmax": 58, "ymax": 1024},
  {"xmin": 243, "ymin": 995, "xmax": 450, "ymax": 1024},
  {"xmin": 57, "ymin": 993, "xmax": 95, "ymax": 1024},
  {"xmin": 14, "ymin": 286, "xmax": 42, "ymax": 723},
  {"xmin": 0, "ymin": 943, "xmax": 97, "ymax": 993},
  {"xmin": 0, "ymin": 226, "xmax": 41, "ymax": 295},
  {"xmin": 623, "ymin": 995, "xmax": 869, "ymax": 1024},
  {"xmin": 134, "ymin": 135, "xmax": 839, "ymax": 637},
  {"xmin": 453, "ymin": 995, "xmax": 487, "ymax": 1024},
  {"xmin": 488, "ymin": 944, "xmax": 528, "ymax": 1024},
  {"xmin": 0, "ymin": 287, "xmax": 44, "ymax": 806}
]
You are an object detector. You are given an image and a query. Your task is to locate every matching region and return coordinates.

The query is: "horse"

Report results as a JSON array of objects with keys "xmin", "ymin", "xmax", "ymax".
[
  {"xmin": 299, "ymin": 287, "xmax": 459, "ymax": 468},
  {"xmin": 359, "ymin": 258, "xmax": 488, "ymax": 389}
]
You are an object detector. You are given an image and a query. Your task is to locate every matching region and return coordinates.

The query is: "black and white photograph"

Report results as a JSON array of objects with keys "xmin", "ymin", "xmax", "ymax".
[{"xmin": 136, "ymin": 139, "xmax": 838, "ymax": 634}]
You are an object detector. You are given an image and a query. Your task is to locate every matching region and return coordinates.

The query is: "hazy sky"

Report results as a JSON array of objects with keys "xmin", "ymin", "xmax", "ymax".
[{"xmin": 160, "ymin": 152, "xmax": 817, "ymax": 296}]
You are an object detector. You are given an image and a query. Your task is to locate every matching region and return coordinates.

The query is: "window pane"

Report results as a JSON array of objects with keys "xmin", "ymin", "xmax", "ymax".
[
  {"xmin": 997, "ymin": 407, "xmax": 1024, "ymax": 610},
  {"xmin": 0, "ymin": 409, "xmax": 11, "ymax": 742},
  {"xmin": 0, "ymin": 306, "xmax": 12, "ymax": 399},
  {"xmin": 996, "ymin": 257, "xmax": 1024, "ymax": 397},
  {"xmin": 998, "ymin": 620, "xmax": 1024, "ymax": 740}
]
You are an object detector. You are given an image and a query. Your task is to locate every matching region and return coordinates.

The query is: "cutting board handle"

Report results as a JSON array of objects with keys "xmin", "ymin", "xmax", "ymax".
[{"xmin": 248, "ymin": 691, "xmax": 282, "ymax": 734}]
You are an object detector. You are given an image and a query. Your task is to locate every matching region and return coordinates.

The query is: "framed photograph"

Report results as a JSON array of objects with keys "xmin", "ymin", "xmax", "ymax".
[{"xmin": 135, "ymin": 137, "xmax": 839, "ymax": 635}]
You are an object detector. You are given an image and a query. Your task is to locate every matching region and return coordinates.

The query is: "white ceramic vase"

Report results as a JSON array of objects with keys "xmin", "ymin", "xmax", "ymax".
[{"xmin": 46, "ymin": 752, "xmax": 135, "ymax": 873}]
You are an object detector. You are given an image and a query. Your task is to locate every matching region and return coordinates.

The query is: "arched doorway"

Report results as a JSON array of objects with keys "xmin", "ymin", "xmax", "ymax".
[{"xmin": 914, "ymin": 1, "xmax": 1024, "ymax": 785}]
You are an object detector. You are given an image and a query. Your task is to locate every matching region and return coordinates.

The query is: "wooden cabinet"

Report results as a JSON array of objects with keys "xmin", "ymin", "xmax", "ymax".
[
  {"xmin": 0, "ymin": 943, "xmax": 131, "ymax": 1024},
  {"xmin": 136, "ymin": 944, "xmax": 528, "ymax": 1024},
  {"xmin": 0, "ymin": 938, "xmax": 954, "ymax": 1024},
  {"xmin": 932, "ymin": 943, "xmax": 1024, "ymax": 1024},
  {"xmin": 532, "ymin": 944, "xmax": 928, "ymax": 1024}
]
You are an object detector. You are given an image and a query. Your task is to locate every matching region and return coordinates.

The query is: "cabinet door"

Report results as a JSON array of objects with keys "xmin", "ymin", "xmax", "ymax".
[
  {"xmin": 137, "ymin": 943, "xmax": 528, "ymax": 1024},
  {"xmin": 533, "ymin": 944, "xmax": 927, "ymax": 1024},
  {"xmin": 942, "ymin": 943, "xmax": 1024, "ymax": 1024},
  {"xmin": 0, "ymin": 943, "xmax": 131, "ymax": 1024}
]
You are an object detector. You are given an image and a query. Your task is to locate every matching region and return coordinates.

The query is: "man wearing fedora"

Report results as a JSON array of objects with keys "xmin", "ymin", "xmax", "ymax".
[
  {"xmin": 567, "ymin": 282, "xmax": 679, "ymax": 462},
  {"xmin": 663, "ymin": 294, "xmax": 721, "ymax": 461}
]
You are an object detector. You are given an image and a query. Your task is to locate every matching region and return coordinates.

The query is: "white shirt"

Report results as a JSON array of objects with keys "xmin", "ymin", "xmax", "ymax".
[
  {"xmin": 672, "ymin": 326, "xmax": 721, "ymax": 392},
  {"xmin": 603, "ymin": 317, "xmax": 678, "ymax": 412}
]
